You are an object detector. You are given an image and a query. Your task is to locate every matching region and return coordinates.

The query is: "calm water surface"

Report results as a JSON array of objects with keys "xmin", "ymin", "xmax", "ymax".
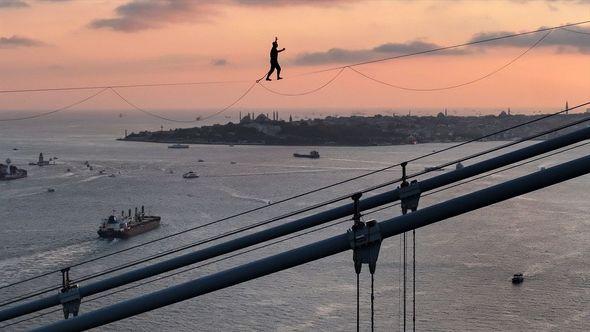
[{"xmin": 0, "ymin": 114, "xmax": 588, "ymax": 331}]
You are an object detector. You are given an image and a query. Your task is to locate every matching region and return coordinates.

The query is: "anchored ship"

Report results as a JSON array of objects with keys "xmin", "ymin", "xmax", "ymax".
[
  {"xmin": 98, "ymin": 206, "xmax": 161, "ymax": 239},
  {"xmin": 0, "ymin": 159, "xmax": 27, "ymax": 181},
  {"xmin": 293, "ymin": 150, "xmax": 320, "ymax": 159}
]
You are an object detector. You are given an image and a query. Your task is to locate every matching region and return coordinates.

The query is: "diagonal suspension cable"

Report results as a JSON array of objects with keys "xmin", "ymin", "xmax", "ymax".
[
  {"xmin": 0, "ymin": 88, "xmax": 109, "ymax": 122},
  {"xmin": 3, "ymin": 99, "xmax": 590, "ymax": 306},
  {"xmin": 109, "ymin": 82, "xmax": 257, "ymax": 123},
  {"xmin": 5, "ymin": 137, "xmax": 588, "ymax": 330},
  {"xmin": 2, "ymin": 99, "xmax": 589, "ymax": 297}
]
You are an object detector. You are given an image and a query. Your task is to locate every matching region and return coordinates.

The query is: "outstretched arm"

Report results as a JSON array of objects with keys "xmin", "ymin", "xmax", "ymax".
[{"xmin": 278, "ymin": 48, "xmax": 286, "ymax": 52}]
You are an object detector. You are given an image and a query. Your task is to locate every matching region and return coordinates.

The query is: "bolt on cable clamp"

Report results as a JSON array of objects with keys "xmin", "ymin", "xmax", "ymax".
[
  {"xmin": 58, "ymin": 268, "xmax": 81, "ymax": 319},
  {"xmin": 347, "ymin": 220, "xmax": 382, "ymax": 274},
  {"xmin": 58, "ymin": 286, "xmax": 80, "ymax": 319},
  {"xmin": 399, "ymin": 180, "xmax": 421, "ymax": 214}
]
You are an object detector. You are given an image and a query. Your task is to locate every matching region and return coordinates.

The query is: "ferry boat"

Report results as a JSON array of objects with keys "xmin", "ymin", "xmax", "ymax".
[
  {"xmin": 0, "ymin": 159, "xmax": 27, "ymax": 181},
  {"xmin": 183, "ymin": 171, "xmax": 199, "ymax": 179},
  {"xmin": 168, "ymin": 144, "xmax": 189, "ymax": 149},
  {"xmin": 293, "ymin": 151, "xmax": 320, "ymax": 159},
  {"xmin": 98, "ymin": 206, "xmax": 161, "ymax": 239}
]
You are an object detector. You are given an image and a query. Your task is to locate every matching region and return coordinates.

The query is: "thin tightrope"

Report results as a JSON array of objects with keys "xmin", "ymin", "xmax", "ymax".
[
  {"xmin": 559, "ymin": 26, "xmax": 590, "ymax": 35},
  {"xmin": 257, "ymin": 67, "xmax": 346, "ymax": 96},
  {"xmin": 0, "ymin": 80, "xmax": 251, "ymax": 94},
  {"xmin": 0, "ymin": 88, "xmax": 109, "ymax": 122},
  {"xmin": 0, "ymin": 20, "xmax": 588, "ymax": 95},
  {"xmin": 295, "ymin": 20, "xmax": 590, "ymax": 76},
  {"xmin": 2, "ymin": 99, "xmax": 590, "ymax": 297},
  {"xmin": 347, "ymin": 30, "xmax": 551, "ymax": 92}
]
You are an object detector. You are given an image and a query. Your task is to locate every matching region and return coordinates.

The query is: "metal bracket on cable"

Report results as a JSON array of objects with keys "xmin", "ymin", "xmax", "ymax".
[
  {"xmin": 58, "ymin": 268, "xmax": 80, "ymax": 319},
  {"xmin": 398, "ymin": 162, "xmax": 421, "ymax": 215},
  {"xmin": 347, "ymin": 193, "xmax": 382, "ymax": 274}
]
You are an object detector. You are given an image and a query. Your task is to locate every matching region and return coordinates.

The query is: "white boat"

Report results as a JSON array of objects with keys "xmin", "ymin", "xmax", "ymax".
[{"xmin": 182, "ymin": 171, "xmax": 199, "ymax": 179}]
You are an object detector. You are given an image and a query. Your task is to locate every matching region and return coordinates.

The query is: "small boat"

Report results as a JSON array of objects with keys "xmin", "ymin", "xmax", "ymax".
[
  {"xmin": 198, "ymin": 159, "xmax": 204, "ymax": 163},
  {"xmin": 168, "ymin": 144, "xmax": 189, "ymax": 149},
  {"xmin": 511, "ymin": 273, "xmax": 524, "ymax": 284},
  {"xmin": 12, "ymin": 148, "xmax": 18, "ymax": 151},
  {"xmin": 98, "ymin": 206, "xmax": 160, "ymax": 239},
  {"xmin": 230, "ymin": 161, "xmax": 237, "ymax": 165},
  {"xmin": 108, "ymin": 174, "xmax": 116, "ymax": 178},
  {"xmin": 183, "ymin": 171, "xmax": 199, "ymax": 179},
  {"xmin": 293, "ymin": 151, "xmax": 320, "ymax": 159},
  {"xmin": 47, "ymin": 188, "xmax": 55, "ymax": 193}
]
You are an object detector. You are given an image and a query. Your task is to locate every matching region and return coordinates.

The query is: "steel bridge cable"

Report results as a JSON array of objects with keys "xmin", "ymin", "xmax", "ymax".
[
  {"xmin": 9, "ymin": 139, "xmax": 586, "ymax": 330},
  {"xmin": 347, "ymin": 31, "xmax": 551, "ymax": 92},
  {"xmin": 3, "ymin": 127, "xmax": 589, "ymax": 316},
  {"xmin": 256, "ymin": 67, "xmax": 347, "ymax": 96},
  {"xmin": 0, "ymin": 88, "xmax": 109, "ymax": 122},
  {"xmin": 0, "ymin": 20, "xmax": 588, "ymax": 96},
  {"xmin": 2, "ymin": 99, "xmax": 590, "ymax": 298},
  {"xmin": 363, "ymin": 140, "xmax": 590, "ymax": 218},
  {"xmin": 5, "ymin": 104, "xmax": 590, "ymax": 308},
  {"xmin": 0, "ymin": 217, "xmax": 353, "ymax": 329}
]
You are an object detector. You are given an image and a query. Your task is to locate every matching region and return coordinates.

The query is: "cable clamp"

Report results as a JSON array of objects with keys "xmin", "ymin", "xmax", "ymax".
[
  {"xmin": 347, "ymin": 219, "xmax": 382, "ymax": 275},
  {"xmin": 58, "ymin": 268, "xmax": 81, "ymax": 319},
  {"xmin": 399, "ymin": 180, "xmax": 421, "ymax": 215}
]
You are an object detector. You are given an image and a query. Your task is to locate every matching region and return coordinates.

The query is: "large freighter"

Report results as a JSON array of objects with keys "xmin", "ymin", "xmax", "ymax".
[
  {"xmin": 97, "ymin": 206, "xmax": 160, "ymax": 239},
  {"xmin": 0, "ymin": 159, "xmax": 27, "ymax": 181}
]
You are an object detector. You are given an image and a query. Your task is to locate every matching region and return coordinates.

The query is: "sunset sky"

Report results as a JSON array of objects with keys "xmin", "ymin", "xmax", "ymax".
[{"xmin": 0, "ymin": 0, "xmax": 589, "ymax": 119}]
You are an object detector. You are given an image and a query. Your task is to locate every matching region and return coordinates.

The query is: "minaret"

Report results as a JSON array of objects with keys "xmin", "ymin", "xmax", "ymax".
[
  {"xmin": 566, "ymin": 101, "xmax": 569, "ymax": 115},
  {"xmin": 444, "ymin": 108, "xmax": 448, "ymax": 117}
]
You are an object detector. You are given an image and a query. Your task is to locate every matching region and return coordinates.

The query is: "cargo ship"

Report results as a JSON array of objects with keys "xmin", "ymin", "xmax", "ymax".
[
  {"xmin": 0, "ymin": 159, "xmax": 27, "ymax": 181},
  {"xmin": 97, "ymin": 206, "xmax": 160, "ymax": 239},
  {"xmin": 293, "ymin": 151, "xmax": 320, "ymax": 159}
]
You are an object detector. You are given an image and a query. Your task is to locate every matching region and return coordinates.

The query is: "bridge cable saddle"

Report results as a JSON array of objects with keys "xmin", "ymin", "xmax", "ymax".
[{"xmin": 58, "ymin": 267, "xmax": 80, "ymax": 319}]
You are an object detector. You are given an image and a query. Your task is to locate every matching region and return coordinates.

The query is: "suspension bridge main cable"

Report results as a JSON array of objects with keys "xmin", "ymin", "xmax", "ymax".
[
  {"xmin": 2, "ymin": 99, "xmax": 590, "ymax": 299},
  {"xmin": 0, "ymin": 217, "xmax": 353, "ymax": 329},
  {"xmin": 5, "ymin": 138, "xmax": 588, "ymax": 329},
  {"xmin": 347, "ymin": 30, "xmax": 551, "ymax": 92},
  {"xmin": 3, "ymin": 99, "xmax": 590, "ymax": 308}
]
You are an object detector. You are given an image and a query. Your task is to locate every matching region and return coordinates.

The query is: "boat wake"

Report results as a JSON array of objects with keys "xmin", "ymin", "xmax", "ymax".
[{"xmin": 218, "ymin": 186, "xmax": 270, "ymax": 205}]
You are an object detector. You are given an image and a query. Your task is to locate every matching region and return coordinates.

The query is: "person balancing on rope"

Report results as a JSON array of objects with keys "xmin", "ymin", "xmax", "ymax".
[{"xmin": 265, "ymin": 37, "xmax": 285, "ymax": 81}]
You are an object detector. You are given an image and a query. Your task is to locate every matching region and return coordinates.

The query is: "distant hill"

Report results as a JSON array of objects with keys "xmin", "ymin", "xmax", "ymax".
[{"xmin": 121, "ymin": 112, "xmax": 590, "ymax": 146}]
